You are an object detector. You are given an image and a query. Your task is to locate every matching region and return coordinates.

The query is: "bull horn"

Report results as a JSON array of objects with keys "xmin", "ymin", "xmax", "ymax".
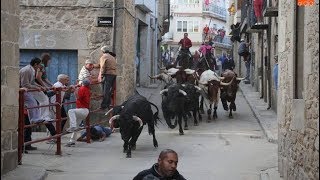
[
  {"xmin": 160, "ymin": 89, "xmax": 168, "ymax": 95},
  {"xmin": 109, "ymin": 115, "xmax": 120, "ymax": 128},
  {"xmin": 179, "ymin": 89, "xmax": 187, "ymax": 96},
  {"xmin": 132, "ymin": 115, "xmax": 143, "ymax": 127},
  {"xmin": 220, "ymin": 77, "xmax": 234, "ymax": 86},
  {"xmin": 219, "ymin": 77, "xmax": 225, "ymax": 80},
  {"xmin": 104, "ymin": 108, "xmax": 114, "ymax": 116},
  {"xmin": 194, "ymin": 85, "xmax": 202, "ymax": 91},
  {"xmin": 236, "ymin": 77, "xmax": 245, "ymax": 81}
]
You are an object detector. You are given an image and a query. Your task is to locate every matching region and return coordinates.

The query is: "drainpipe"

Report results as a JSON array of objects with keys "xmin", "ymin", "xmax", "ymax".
[
  {"xmin": 112, "ymin": 0, "xmax": 117, "ymax": 53},
  {"xmin": 267, "ymin": 17, "xmax": 272, "ymax": 109}
]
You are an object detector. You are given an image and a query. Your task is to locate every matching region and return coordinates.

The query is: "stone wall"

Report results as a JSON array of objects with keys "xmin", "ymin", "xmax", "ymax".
[
  {"xmin": 114, "ymin": 0, "xmax": 136, "ymax": 102},
  {"xmin": 1, "ymin": 0, "xmax": 20, "ymax": 175},
  {"xmin": 278, "ymin": 0, "xmax": 319, "ymax": 179}
]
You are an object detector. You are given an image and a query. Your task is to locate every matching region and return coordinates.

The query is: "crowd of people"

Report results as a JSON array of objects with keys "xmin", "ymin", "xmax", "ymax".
[{"xmin": 20, "ymin": 46, "xmax": 116, "ymax": 151}]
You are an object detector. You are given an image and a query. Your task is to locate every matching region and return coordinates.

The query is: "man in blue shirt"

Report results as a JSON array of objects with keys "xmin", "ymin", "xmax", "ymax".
[
  {"xmin": 76, "ymin": 125, "xmax": 112, "ymax": 142},
  {"xmin": 273, "ymin": 55, "xmax": 279, "ymax": 91}
]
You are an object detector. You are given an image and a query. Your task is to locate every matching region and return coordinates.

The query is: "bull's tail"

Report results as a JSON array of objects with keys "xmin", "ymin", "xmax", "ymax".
[{"xmin": 149, "ymin": 102, "xmax": 160, "ymax": 126}]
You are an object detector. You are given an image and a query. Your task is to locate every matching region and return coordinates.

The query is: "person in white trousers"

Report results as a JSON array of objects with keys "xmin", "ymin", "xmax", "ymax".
[
  {"xmin": 19, "ymin": 57, "xmax": 52, "ymax": 122},
  {"xmin": 66, "ymin": 79, "xmax": 91, "ymax": 146}
]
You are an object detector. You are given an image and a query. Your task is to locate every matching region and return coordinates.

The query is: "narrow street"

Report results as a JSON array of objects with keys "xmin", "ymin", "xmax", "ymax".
[{"xmin": 19, "ymin": 84, "xmax": 278, "ymax": 180}]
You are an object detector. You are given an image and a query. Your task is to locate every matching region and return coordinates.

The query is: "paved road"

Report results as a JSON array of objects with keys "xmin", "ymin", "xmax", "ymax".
[{"xmin": 19, "ymin": 85, "xmax": 278, "ymax": 180}]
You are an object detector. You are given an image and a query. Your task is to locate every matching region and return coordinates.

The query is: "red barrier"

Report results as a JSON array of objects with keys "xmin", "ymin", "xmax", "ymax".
[{"xmin": 18, "ymin": 81, "xmax": 117, "ymax": 164}]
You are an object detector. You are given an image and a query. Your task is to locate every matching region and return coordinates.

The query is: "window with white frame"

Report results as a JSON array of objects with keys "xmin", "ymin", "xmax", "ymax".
[{"xmin": 177, "ymin": 20, "xmax": 199, "ymax": 32}]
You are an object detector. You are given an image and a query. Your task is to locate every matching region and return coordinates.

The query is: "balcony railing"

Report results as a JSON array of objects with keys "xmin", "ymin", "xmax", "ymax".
[
  {"xmin": 247, "ymin": 1, "xmax": 268, "ymax": 32},
  {"xmin": 239, "ymin": 0, "xmax": 268, "ymax": 33},
  {"xmin": 263, "ymin": 0, "xmax": 278, "ymax": 17},
  {"xmin": 202, "ymin": 4, "xmax": 227, "ymax": 21},
  {"xmin": 135, "ymin": 0, "xmax": 153, "ymax": 13}
]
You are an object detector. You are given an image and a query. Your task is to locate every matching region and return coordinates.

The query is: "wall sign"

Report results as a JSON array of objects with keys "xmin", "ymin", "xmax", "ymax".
[{"xmin": 97, "ymin": 17, "xmax": 113, "ymax": 27}]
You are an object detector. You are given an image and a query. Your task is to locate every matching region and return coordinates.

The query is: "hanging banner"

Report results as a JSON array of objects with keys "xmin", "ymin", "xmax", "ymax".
[{"xmin": 297, "ymin": 0, "xmax": 315, "ymax": 6}]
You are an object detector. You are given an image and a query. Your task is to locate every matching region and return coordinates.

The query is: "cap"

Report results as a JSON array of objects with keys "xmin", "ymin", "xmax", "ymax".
[
  {"xmin": 82, "ymin": 79, "xmax": 91, "ymax": 86},
  {"xmin": 100, "ymin": 46, "xmax": 109, "ymax": 53},
  {"xmin": 85, "ymin": 59, "xmax": 94, "ymax": 64}
]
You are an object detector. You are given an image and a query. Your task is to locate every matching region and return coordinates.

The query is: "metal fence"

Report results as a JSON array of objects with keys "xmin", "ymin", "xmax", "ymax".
[{"xmin": 203, "ymin": 3, "xmax": 227, "ymax": 20}]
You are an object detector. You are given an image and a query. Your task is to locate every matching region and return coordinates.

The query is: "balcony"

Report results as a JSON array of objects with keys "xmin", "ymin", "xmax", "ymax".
[
  {"xmin": 263, "ymin": 0, "xmax": 278, "ymax": 17},
  {"xmin": 240, "ymin": 0, "xmax": 268, "ymax": 33},
  {"xmin": 202, "ymin": 4, "xmax": 227, "ymax": 21},
  {"xmin": 135, "ymin": 0, "xmax": 153, "ymax": 13}
]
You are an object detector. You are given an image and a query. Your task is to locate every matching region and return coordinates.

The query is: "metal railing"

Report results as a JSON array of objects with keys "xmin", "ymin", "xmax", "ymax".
[
  {"xmin": 202, "ymin": 3, "xmax": 227, "ymax": 20},
  {"xmin": 18, "ymin": 81, "xmax": 116, "ymax": 164},
  {"xmin": 248, "ymin": 2, "xmax": 257, "ymax": 27}
]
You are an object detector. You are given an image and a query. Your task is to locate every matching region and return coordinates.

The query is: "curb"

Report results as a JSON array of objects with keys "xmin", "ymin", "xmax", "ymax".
[
  {"xmin": 1, "ymin": 166, "xmax": 47, "ymax": 180},
  {"xmin": 239, "ymin": 85, "xmax": 278, "ymax": 144}
]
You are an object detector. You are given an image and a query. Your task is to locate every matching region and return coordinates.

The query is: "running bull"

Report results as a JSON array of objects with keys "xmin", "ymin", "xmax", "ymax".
[
  {"xmin": 160, "ymin": 83, "xmax": 188, "ymax": 135},
  {"xmin": 198, "ymin": 70, "xmax": 234, "ymax": 121},
  {"xmin": 220, "ymin": 70, "xmax": 244, "ymax": 118},
  {"xmin": 106, "ymin": 94, "xmax": 159, "ymax": 158}
]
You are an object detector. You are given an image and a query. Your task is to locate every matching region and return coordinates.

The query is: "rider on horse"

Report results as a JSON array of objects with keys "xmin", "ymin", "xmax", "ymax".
[
  {"xmin": 177, "ymin": 33, "xmax": 193, "ymax": 69},
  {"xmin": 197, "ymin": 41, "xmax": 216, "ymax": 71}
]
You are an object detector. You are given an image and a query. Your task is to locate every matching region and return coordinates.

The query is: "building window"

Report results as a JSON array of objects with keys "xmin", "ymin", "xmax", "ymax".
[
  {"xmin": 295, "ymin": 6, "xmax": 304, "ymax": 99},
  {"xmin": 177, "ymin": 20, "xmax": 199, "ymax": 32}
]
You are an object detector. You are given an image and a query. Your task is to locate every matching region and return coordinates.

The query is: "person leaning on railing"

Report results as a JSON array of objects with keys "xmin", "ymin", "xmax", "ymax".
[{"xmin": 19, "ymin": 57, "xmax": 53, "ymax": 123}]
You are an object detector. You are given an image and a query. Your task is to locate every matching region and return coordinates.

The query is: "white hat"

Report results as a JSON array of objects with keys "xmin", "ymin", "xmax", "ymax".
[
  {"xmin": 100, "ymin": 46, "xmax": 109, "ymax": 53},
  {"xmin": 85, "ymin": 59, "xmax": 94, "ymax": 64}
]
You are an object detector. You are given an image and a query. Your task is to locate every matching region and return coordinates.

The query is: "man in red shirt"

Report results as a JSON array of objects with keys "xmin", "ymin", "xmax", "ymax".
[
  {"xmin": 203, "ymin": 24, "xmax": 209, "ymax": 41},
  {"xmin": 177, "ymin": 33, "xmax": 193, "ymax": 67},
  {"xmin": 65, "ymin": 79, "xmax": 91, "ymax": 146}
]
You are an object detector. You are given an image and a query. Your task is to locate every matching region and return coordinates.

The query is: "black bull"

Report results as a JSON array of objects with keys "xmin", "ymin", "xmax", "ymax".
[
  {"xmin": 160, "ymin": 83, "xmax": 201, "ymax": 135},
  {"xmin": 107, "ymin": 94, "xmax": 159, "ymax": 158}
]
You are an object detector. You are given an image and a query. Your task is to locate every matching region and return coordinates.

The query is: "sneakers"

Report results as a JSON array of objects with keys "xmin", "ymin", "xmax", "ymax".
[
  {"xmin": 79, "ymin": 121, "xmax": 84, "ymax": 128},
  {"xmin": 65, "ymin": 142, "xmax": 75, "ymax": 147},
  {"xmin": 45, "ymin": 118, "xmax": 55, "ymax": 122},
  {"xmin": 66, "ymin": 127, "xmax": 77, "ymax": 133},
  {"xmin": 46, "ymin": 139, "xmax": 57, "ymax": 144}
]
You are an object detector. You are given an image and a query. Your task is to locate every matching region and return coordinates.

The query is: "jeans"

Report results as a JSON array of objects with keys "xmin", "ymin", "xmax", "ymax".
[
  {"xmin": 24, "ymin": 115, "xmax": 32, "ymax": 143},
  {"xmin": 101, "ymin": 74, "xmax": 117, "ymax": 108},
  {"xmin": 245, "ymin": 61, "xmax": 251, "ymax": 80}
]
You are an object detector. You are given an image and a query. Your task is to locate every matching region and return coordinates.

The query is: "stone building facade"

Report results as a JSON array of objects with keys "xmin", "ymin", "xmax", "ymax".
[
  {"xmin": 229, "ymin": 0, "xmax": 319, "ymax": 179},
  {"xmin": 277, "ymin": 1, "xmax": 319, "ymax": 179},
  {"xmin": 1, "ymin": 0, "xmax": 20, "ymax": 175},
  {"xmin": 19, "ymin": 0, "xmax": 137, "ymax": 111}
]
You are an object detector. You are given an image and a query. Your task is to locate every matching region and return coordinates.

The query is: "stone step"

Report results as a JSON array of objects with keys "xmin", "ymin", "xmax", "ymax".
[{"xmin": 260, "ymin": 167, "xmax": 283, "ymax": 180}]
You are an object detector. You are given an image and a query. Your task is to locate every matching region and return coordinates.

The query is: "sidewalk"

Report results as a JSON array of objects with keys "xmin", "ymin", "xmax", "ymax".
[{"xmin": 239, "ymin": 82, "xmax": 278, "ymax": 143}]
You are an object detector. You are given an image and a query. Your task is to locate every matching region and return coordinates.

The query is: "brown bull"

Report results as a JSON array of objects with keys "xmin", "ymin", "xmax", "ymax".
[
  {"xmin": 220, "ymin": 70, "xmax": 244, "ymax": 118},
  {"xmin": 198, "ymin": 70, "xmax": 234, "ymax": 121}
]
